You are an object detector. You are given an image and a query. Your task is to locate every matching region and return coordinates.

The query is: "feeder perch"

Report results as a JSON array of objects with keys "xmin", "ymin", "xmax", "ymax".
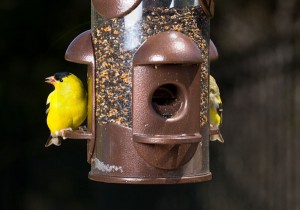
[{"xmin": 61, "ymin": 0, "xmax": 217, "ymax": 184}]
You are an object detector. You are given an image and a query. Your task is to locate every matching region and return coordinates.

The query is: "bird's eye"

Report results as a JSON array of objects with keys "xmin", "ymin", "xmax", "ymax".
[{"xmin": 60, "ymin": 79, "xmax": 63, "ymax": 82}]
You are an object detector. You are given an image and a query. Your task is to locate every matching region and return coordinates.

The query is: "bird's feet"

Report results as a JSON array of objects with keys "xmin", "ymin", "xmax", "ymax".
[
  {"xmin": 78, "ymin": 125, "xmax": 88, "ymax": 131},
  {"xmin": 56, "ymin": 128, "xmax": 73, "ymax": 139}
]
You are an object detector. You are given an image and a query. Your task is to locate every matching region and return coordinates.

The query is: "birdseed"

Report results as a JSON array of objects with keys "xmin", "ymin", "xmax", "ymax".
[{"xmin": 92, "ymin": 6, "xmax": 209, "ymax": 128}]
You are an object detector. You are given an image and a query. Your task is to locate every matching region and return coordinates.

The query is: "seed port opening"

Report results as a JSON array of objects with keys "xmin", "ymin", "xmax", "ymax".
[{"xmin": 151, "ymin": 84, "xmax": 183, "ymax": 119}]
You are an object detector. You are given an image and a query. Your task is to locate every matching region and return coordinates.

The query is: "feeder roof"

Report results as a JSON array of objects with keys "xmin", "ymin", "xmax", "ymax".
[
  {"xmin": 209, "ymin": 39, "xmax": 218, "ymax": 61},
  {"xmin": 133, "ymin": 31, "xmax": 203, "ymax": 66},
  {"xmin": 92, "ymin": 0, "xmax": 142, "ymax": 19},
  {"xmin": 65, "ymin": 30, "xmax": 94, "ymax": 65}
]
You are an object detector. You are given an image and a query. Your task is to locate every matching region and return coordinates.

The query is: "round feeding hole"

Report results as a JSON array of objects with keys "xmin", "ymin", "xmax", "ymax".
[{"xmin": 151, "ymin": 84, "xmax": 183, "ymax": 119}]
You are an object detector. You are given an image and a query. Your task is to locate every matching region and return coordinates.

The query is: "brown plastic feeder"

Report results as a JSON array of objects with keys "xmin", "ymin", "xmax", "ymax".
[{"xmin": 62, "ymin": 0, "xmax": 216, "ymax": 184}]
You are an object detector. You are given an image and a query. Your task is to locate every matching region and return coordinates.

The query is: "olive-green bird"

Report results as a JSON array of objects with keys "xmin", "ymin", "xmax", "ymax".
[
  {"xmin": 209, "ymin": 75, "xmax": 224, "ymax": 143},
  {"xmin": 45, "ymin": 72, "xmax": 87, "ymax": 147}
]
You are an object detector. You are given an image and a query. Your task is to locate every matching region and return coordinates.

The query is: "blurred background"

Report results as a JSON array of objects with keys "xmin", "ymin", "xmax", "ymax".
[{"xmin": 1, "ymin": 0, "xmax": 300, "ymax": 209}]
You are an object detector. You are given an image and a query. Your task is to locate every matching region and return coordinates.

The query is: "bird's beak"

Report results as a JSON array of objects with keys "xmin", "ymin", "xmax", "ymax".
[{"xmin": 45, "ymin": 76, "xmax": 56, "ymax": 85}]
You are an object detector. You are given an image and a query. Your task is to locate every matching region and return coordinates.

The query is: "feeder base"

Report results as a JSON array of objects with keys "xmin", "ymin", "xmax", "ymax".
[{"xmin": 88, "ymin": 172, "xmax": 212, "ymax": 184}]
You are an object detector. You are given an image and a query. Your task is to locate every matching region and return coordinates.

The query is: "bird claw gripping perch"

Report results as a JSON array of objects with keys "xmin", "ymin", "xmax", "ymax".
[
  {"xmin": 60, "ymin": 128, "xmax": 73, "ymax": 140},
  {"xmin": 78, "ymin": 125, "xmax": 88, "ymax": 131}
]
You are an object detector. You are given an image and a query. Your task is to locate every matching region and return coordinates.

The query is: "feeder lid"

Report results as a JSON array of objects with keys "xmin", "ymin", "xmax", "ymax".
[{"xmin": 133, "ymin": 31, "xmax": 203, "ymax": 66}]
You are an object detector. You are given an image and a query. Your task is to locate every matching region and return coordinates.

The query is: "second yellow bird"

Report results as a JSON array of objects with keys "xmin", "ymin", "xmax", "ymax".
[
  {"xmin": 209, "ymin": 75, "xmax": 224, "ymax": 143},
  {"xmin": 45, "ymin": 72, "xmax": 87, "ymax": 147}
]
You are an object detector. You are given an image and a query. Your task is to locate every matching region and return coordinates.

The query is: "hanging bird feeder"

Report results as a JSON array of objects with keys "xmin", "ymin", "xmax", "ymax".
[{"xmin": 59, "ymin": 0, "xmax": 218, "ymax": 184}]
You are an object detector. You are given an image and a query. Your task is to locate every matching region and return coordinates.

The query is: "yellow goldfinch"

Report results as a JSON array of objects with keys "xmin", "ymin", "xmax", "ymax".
[
  {"xmin": 209, "ymin": 75, "xmax": 224, "ymax": 143},
  {"xmin": 45, "ymin": 72, "xmax": 87, "ymax": 147}
]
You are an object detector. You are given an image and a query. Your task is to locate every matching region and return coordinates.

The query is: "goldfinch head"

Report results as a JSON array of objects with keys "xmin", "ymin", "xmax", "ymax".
[
  {"xmin": 45, "ymin": 72, "xmax": 84, "ymax": 91},
  {"xmin": 45, "ymin": 72, "xmax": 71, "ymax": 86},
  {"xmin": 209, "ymin": 75, "xmax": 222, "ymax": 107}
]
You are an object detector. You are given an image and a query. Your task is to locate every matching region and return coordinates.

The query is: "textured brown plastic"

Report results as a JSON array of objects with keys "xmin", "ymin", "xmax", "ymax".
[
  {"xmin": 131, "ymin": 32, "xmax": 203, "ymax": 169},
  {"xmin": 199, "ymin": 0, "xmax": 214, "ymax": 17},
  {"xmin": 132, "ymin": 65, "xmax": 202, "ymax": 169},
  {"xmin": 134, "ymin": 31, "xmax": 203, "ymax": 65},
  {"xmin": 89, "ymin": 123, "xmax": 212, "ymax": 184},
  {"xmin": 65, "ymin": 30, "xmax": 95, "ymax": 65},
  {"xmin": 209, "ymin": 39, "xmax": 218, "ymax": 61},
  {"xmin": 62, "ymin": 130, "xmax": 93, "ymax": 139},
  {"xmin": 92, "ymin": 0, "xmax": 142, "ymax": 19},
  {"xmin": 65, "ymin": 30, "xmax": 95, "ymax": 163}
]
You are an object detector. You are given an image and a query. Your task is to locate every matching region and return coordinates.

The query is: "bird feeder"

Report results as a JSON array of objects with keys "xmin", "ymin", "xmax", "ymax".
[{"xmin": 62, "ymin": 0, "xmax": 216, "ymax": 184}]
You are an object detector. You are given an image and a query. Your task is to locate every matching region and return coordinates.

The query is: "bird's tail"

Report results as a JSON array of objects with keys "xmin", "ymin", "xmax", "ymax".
[
  {"xmin": 45, "ymin": 135, "xmax": 63, "ymax": 147},
  {"xmin": 209, "ymin": 128, "xmax": 224, "ymax": 143},
  {"xmin": 210, "ymin": 133, "xmax": 224, "ymax": 143}
]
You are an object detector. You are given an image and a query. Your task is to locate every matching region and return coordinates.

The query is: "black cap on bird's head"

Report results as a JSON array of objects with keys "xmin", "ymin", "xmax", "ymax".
[
  {"xmin": 54, "ymin": 72, "xmax": 71, "ymax": 81},
  {"xmin": 45, "ymin": 72, "xmax": 71, "ymax": 85}
]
